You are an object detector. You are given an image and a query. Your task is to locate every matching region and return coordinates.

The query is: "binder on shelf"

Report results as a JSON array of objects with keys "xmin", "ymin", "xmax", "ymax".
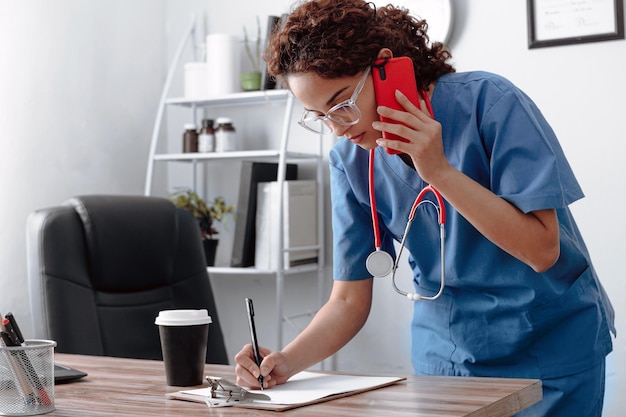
[
  {"xmin": 255, "ymin": 180, "xmax": 318, "ymax": 270},
  {"xmin": 231, "ymin": 162, "xmax": 298, "ymax": 267}
]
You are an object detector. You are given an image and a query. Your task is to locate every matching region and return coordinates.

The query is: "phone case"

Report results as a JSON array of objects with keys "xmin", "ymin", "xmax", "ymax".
[{"xmin": 372, "ymin": 56, "xmax": 420, "ymax": 155}]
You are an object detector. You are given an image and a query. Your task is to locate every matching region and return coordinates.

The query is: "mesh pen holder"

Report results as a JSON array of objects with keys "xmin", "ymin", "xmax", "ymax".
[{"xmin": 0, "ymin": 340, "xmax": 56, "ymax": 416}]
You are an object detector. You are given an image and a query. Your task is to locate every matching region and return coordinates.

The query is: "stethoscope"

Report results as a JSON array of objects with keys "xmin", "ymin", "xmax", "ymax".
[{"xmin": 364, "ymin": 93, "xmax": 447, "ymax": 301}]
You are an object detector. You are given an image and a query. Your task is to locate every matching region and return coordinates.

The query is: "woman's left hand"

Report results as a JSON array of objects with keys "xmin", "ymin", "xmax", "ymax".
[{"xmin": 372, "ymin": 89, "xmax": 451, "ymax": 184}]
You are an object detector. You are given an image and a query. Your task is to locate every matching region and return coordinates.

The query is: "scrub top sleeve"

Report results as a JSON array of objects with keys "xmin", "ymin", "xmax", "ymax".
[
  {"xmin": 329, "ymin": 155, "xmax": 379, "ymax": 281},
  {"xmin": 480, "ymin": 87, "xmax": 584, "ymax": 213}
]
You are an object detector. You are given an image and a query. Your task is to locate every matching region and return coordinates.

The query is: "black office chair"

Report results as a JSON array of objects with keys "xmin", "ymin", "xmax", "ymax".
[{"xmin": 26, "ymin": 194, "xmax": 228, "ymax": 364}]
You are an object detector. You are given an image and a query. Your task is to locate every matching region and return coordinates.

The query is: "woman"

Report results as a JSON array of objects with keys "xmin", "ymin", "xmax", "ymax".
[{"xmin": 235, "ymin": 1, "xmax": 615, "ymax": 415}]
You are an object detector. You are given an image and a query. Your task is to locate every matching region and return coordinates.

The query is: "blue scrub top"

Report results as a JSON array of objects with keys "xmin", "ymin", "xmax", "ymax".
[{"xmin": 329, "ymin": 71, "xmax": 615, "ymax": 379}]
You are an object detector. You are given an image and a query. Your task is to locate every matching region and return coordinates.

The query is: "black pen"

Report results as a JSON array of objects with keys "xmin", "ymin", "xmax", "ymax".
[
  {"xmin": 245, "ymin": 298, "xmax": 264, "ymax": 390},
  {"xmin": 5, "ymin": 313, "xmax": 25, "ymax": 344}
]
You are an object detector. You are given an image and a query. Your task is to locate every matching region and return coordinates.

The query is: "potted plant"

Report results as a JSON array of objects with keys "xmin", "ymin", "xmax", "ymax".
[
  {"xmin": 241, "ymin": 16, "xmax": 262, "ymax": 91},
  {"xmin": 170, "ymin": 190, "xmax": 235, "ymax": 266}
]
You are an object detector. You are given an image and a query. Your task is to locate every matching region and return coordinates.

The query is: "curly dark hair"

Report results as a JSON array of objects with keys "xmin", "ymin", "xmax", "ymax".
[{"xmin": 264, "ymin": 0, "xmax": 455, "ymax": 92}]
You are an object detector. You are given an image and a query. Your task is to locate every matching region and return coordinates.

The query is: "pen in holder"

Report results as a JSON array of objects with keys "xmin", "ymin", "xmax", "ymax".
[{"xmin": 0, "ymin": 340, "xmax": 56, "ymax": 416}]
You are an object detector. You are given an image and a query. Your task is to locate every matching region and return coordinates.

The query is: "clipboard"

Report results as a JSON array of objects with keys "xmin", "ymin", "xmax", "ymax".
[{"xmin": 166, "ymin": 371, "xmax": 406, "ymax": 411}]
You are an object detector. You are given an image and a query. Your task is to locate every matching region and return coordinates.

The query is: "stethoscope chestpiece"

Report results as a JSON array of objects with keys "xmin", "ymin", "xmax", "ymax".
[{"xmin": 365, "ymin": 250, "xmax": 394, "ymax": 278}]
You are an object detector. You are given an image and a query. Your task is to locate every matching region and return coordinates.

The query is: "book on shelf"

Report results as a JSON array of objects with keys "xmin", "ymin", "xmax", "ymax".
[
  {"xmin": 230, "ymin": 162, "xmax": 298, "ymax": 267},
  {"xmin": 255, "ymin": 180, "xmax": 318, "ymax": 270}
]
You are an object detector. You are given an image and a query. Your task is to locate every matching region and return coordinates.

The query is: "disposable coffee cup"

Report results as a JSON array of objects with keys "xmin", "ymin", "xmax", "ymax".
[{"xmin": 155, "ymin": 309, "xmax": 212, "ymax": 386}]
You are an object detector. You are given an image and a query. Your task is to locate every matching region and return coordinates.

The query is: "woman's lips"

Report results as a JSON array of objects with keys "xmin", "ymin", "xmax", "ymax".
[{"xmin": 348, "ymin": 133, "xmax": 364, "ymax": 144}]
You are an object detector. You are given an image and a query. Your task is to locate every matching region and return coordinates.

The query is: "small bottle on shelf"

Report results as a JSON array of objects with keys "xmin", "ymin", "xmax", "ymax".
[
  {"xmin": 182, "ymin": 123, "xmax": 198, "ymax": 153},
  {"xmin": 198, "ymin": 119, "xmax": 215, "ymax": 153},
  {"xmin": 215, "ymin": 117, "xmax": 237, "ymax": 152}
]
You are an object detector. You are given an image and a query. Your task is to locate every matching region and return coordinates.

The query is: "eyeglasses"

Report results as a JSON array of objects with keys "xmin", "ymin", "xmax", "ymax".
[{"xmin": 298, "ymin": 66, "xmax": 371, "ymax": 135}]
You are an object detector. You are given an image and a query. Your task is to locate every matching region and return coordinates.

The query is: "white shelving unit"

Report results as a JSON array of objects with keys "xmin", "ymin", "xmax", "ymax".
[{"xmin": 144, "ymin": 19, "xmax": 325, "ymax": 349}]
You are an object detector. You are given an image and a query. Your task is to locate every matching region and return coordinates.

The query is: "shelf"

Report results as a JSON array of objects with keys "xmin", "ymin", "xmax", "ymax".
[
  {"xmin": 153, "ymin": 150, "xmax": 320, "ymax": 162},
  {"xmin": 207, "ymin": 263, "xmax": 320, "ymax": 276},
  {"xmin": 145, "ymin": 17, "xmax": 324, "ymax": 350},
  {"xmin": 165, "ymin": 89, "xmax": 291, "ymax": 108}
]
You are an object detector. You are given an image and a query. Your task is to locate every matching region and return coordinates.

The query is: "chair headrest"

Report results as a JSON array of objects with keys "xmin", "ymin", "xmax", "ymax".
[{"xmin": 65, "ymin": 195, "xmax": 179, "ymax": 291}]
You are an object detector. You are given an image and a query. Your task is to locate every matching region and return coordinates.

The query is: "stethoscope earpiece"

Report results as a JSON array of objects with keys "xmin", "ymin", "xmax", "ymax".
[{"xmin": 365, "ymin": 250, "xmax": 394, "ymax": 278}]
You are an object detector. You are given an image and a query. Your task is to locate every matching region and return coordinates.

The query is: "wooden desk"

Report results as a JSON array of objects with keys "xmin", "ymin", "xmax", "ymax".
[{"xmin": 49, "ymin": 354, "xmax": 541, "ymax": 416}]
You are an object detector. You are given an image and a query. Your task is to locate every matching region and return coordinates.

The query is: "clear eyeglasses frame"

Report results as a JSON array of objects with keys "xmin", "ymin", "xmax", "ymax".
[{"xmin": 298, "ymin": 66, "xmax": 371, "ymax": 135}]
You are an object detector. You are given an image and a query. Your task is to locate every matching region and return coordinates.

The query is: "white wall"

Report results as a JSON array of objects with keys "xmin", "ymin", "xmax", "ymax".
[
  {"xmin": 0, "ymin": 2, "xmax": 166, "ymax": 332},
  {"xmin": 1, "ymin": 1, "xmax": 623, "ymax": 415}
]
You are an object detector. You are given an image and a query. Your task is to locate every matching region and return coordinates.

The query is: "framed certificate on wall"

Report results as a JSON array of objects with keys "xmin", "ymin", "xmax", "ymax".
[{"xmin": 527, "ymin": 0, "xmax": 625, "ymax": 48}]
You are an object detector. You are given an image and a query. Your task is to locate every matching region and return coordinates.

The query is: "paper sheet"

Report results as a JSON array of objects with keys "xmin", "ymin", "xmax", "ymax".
[{"xmin": 180, "ymin": 371, "xmax": 405, "ymax": 406}]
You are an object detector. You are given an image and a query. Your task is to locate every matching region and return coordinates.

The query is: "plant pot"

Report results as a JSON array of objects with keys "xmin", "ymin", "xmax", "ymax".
[
  {"xmin": 240, "ymin": 71, "xmax": 262, "ymax": 91},
  {"xmin": 202, "ymin": 239, "xmax": 218, "ymax": 266}
]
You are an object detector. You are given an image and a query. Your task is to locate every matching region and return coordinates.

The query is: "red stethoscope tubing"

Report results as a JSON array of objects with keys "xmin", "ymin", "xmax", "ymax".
[{"xmin": 368, "ymin": 149, "xmax": 382, "ymax": 249}]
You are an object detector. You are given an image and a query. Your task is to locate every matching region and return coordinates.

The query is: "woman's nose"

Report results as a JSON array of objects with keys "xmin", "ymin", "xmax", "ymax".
[{"xmin": 325, "ymin": 119, "xmax": 349, "ymax": 137}]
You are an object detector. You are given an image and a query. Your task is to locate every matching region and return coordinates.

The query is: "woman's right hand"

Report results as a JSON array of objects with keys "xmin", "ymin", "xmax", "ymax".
[
  {"xmin": 234, "ymin": 344, "xmax": 293, "ymax": 389},
  {"xmin": 235, "ymin": 280, "xmax": 374, "ymax": 390}
]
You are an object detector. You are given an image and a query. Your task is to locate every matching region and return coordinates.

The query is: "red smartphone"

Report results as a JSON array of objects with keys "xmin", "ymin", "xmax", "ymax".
[{"xmin": 372, "ymin": 56, "xmax": 420, "ymax": 155}]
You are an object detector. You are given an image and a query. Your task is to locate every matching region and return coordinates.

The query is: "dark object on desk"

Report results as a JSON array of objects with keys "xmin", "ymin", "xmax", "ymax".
[
  {"xmin": 26, "ymin": 194, "xmax": 228, "ymax": 365},
  {"xmin": 54, "ymin": 363, "xmax": 87, "ymax": 384}
]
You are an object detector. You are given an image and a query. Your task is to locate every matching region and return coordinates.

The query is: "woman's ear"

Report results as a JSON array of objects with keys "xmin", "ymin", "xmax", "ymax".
[{"xmin": 376, "ymin": 48, "xmax": 393, "ymax": 60}]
